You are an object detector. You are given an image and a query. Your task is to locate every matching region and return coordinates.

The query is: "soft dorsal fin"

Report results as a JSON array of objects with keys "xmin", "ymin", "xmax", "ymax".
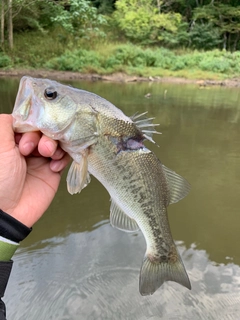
[
  {"xmin": 130, "ymin": 112, "xmax": 161, "ymax": 144},
  {"xmin": 66, "ymin": 155, "xmax": 91, "ymax": 195},
  {"xmin": 162, "ymin": 165, "xmax": 191, "ymax": 204},
  {"xmin": 110, "ymin": 199, "xmax": 139, "ymax": 232}
]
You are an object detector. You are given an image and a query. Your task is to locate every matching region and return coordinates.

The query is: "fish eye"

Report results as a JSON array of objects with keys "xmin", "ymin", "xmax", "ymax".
[{"xmin": 44, "ymin": 88, "xmax": 58, "ymax": 100}]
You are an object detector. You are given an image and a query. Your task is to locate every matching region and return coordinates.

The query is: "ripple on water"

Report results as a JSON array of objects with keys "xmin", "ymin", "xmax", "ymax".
[{"xmin": 5, "ymin": 225, "xmax": 240, "ymax": 320}]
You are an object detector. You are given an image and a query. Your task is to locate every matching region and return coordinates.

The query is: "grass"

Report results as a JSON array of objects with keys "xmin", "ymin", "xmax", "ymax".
[{"xmin": 1, "ymin": 29, "xmax": 240, "ymax": 81}]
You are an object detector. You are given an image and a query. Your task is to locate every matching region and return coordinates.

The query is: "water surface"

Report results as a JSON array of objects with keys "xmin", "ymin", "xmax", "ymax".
[{"xmin": 1, "ymin": 77, "xmax": 240, "ymax": 319}]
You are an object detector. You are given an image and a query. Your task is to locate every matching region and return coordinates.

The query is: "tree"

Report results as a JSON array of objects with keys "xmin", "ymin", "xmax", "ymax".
[
  {"xmin": 114, "ymin": 0, "xmax": 184, "ymax": 45},
  {"xmin": 193, "ymin": 2, "xmax": 240, "ymax": 50},
  {"xmin": 49, "ymin": 0, "xmax": 107, "ymax": 38},
  {"xmin": 0, "ymin": 0, "xmax": 107, "ymax": 50},
  {"xmin": 1, "ymin": 0, "xmax": 5, "ymax": 48},
  {"xmin": 8, "ymin": 0, "xmax": 13, "ymax": 49},
  {"xmin": 1, "ymin": 0, "xmax": 42, "ymax": 49}
]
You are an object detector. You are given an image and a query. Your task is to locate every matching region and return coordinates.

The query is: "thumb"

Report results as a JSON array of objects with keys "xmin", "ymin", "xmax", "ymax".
[{"xmin": 0, "ymin": 114, "xmax": 15, "ymax": 152}]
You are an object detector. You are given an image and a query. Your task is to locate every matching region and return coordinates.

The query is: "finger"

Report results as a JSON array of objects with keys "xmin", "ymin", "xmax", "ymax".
[
  {"xmin": 38, "ymin": 135, "xmax": 58, "ymax": 157},
  {"xmin": 0, "ymin": 114, "xmax": 15, "ymax": 152},
  {"xmin": 14, "ymin": 133, "xmax": 22, "ymax": 145},
  {"xmin": 50, "ymin": 153, "xmax": 71, "ymax": 173},
  {"xmin": 18, "ymin": 131, "xmax": 42, "ymax": 156},
  {"xmin": 51, "ymin": 147, "xmax": 65, "ymax": 160}
]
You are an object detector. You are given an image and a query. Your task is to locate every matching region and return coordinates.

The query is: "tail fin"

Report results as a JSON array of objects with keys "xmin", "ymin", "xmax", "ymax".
[{"xmin": 139, "ymin": 253, "xmax": 191, "ymax": 296}]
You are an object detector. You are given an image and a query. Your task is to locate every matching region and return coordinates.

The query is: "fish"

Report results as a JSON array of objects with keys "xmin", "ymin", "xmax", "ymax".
[{"xmin": 12, "ymin": 76, "xmax": 191, "ymax": 295}]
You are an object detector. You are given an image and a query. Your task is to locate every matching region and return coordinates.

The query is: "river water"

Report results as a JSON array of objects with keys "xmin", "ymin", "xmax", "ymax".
[{"xmin": 1, "ymin": 77, "xmax": 240, "ymax": 319}]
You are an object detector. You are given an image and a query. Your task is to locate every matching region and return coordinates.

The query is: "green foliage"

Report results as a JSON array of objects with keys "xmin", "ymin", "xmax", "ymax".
[
  {"xmin": 193, "ymin": 3, "xmax": 240, "ymax": 50},
  {"xmin": 7, "ymin": 26, "xmax": 240, "ymax": 80},
  {"xmin": 6, "ymin": 28, "xmax": 71, "ymax": 67},
  {"xmin": 0, "ymin": 53, "xmax": 12, "ymax": 68},
  {"xmin": 91, "ymin": 0, "xmax": 116, "ymax": 14},
  {"xmin": 44, "ymin": 49, "xmax": 102, "ymax": 72},
  {"xmin": 3, "ymin": 0, "xmax": 240, "ymax": 53},
  {"xmin": 43, "ymin": 42, "xmax": 240, "ymax": 76},
  {"xmin": 113, "ymin": 0, "xmax": 183, "ymax": 45},
  {"xmin": 199, "ymin": 57, "xmax": 231, "ymax": 73},
  {"xmin": 189, "ymin": 23, "xmax": 222, "ymax": 50},
  {"xmin": 11, "ymin": 0, "xmax": 50, "ymax": 32},
  {"xmin": 49, "ymin": 0, "xmax": 107, "ymax": 38}
]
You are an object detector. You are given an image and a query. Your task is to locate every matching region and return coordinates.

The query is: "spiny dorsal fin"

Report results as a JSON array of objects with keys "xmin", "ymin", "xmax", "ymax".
[
  {"xmin": 162, "ymin": 165, "xmax": 191, "ymax": 204},
  {"xmin": 130, "ymin": 112, "xmax": 161, "ymax": 144},
  {"xmin": 110, "ymin": 199, "xmax": 139, "ymax": 232}
]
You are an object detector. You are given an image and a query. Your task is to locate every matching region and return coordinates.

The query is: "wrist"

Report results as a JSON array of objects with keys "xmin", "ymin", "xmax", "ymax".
[{"xmin": 3, "ymin": 207, "xmax": 33, "ymax": 228}]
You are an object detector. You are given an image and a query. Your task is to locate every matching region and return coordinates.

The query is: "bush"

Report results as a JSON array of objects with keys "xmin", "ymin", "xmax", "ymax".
[
  {"xmin": 0, "ymin": 53, "xmax": 12, "ymax": 68},
  {"xmin": 199, "ymin": 57, "xmax": 231, "ymax": 73},
  {"xmin": 42, "ymin": 41, "xmax": 240, "ymax": 77},
  {"xmin": 114, "ymin": 0, "xmax": 183, "ymax": 45},
  {"xmin": 45, "ymin": 49, "xmax": 101, "ymax": 71}
]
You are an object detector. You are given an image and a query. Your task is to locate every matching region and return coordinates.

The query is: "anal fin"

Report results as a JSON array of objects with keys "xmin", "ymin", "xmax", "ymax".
[{"xmin": 110, "ymin": 199, "xmax": 139, "ymax": 232}]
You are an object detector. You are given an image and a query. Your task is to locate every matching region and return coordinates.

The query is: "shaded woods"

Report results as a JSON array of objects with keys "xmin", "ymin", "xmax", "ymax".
[{"xmin": 1, "ymin": 0, "xmax": 240, "ymax": 79}]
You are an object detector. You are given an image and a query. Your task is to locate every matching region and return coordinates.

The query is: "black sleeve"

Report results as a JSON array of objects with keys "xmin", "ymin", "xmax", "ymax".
[
  {"xmin": 0, "ymin": 209, "xmax": 32, "ymax": 320},
  {"xmin": 0, "ymin": 210, "xmax": 32, "ymax": 242},
  {"xmin": 0, "ymin": 261, "xmax": 13, "ymax": 320}
]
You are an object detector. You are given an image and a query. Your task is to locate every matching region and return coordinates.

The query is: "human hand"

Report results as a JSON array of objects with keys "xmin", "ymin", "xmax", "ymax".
[{"xmin": 0, "ymin": 114, "xmax": 70, "ymax": 227}]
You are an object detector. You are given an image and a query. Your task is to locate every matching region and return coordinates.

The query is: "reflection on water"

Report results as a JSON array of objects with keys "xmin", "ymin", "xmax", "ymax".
[
  {"xmin": 1, "ymin": 77, "xmax": 240, "ymax": 319},
  {"xmin": 6, "ymin": 226, "xmax": 240, "ymax": 320}
]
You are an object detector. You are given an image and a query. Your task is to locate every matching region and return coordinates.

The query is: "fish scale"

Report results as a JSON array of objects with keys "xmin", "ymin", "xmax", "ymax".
[{"xmin": 12, "ymin": 76, "xmax": 191, "ymax": 295}]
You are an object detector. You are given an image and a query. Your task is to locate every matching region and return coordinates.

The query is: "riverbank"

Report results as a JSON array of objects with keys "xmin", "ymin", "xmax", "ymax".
[{"xmin": 1, "ymin": 69, "xmax": 240, "ymax": 87}]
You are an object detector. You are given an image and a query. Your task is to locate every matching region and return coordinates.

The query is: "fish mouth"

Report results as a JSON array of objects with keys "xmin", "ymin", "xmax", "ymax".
[
  {"xmin": 12, "ymin": 76, "xmax": 39, "ymax": 132},
  {"xmin": 13, "ymin": 120, "xmax": 38, "ymax": 133}
]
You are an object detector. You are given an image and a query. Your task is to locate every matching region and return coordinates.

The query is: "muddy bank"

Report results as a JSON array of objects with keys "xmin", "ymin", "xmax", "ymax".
[{"xmin": 1, "ymin": 69, "xmax": 240, "ymax": 87}]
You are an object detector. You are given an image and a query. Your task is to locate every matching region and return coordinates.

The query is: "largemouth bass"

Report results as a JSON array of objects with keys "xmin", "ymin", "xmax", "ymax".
[{"xmin": 12, "ymin": 76, "xmax": 191, "ymax": 295}]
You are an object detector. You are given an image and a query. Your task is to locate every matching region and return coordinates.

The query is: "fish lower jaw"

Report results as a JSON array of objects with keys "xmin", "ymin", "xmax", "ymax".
[{"xmin": 13, "ymin": 123, "xmax": 39, "ymax": 133}]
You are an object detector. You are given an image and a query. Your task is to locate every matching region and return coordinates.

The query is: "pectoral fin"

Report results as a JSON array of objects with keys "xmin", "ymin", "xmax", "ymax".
[
  {"xmin": 162, "ymin": 165, "xmax": 191, "ymax": 204},
  {"xmin": 110, "ymin": 199, "xmax": 139, "ymax": 232},
  {"xmin": 66, "ymin": 156, "xmax": 90, "ymax": 195}
]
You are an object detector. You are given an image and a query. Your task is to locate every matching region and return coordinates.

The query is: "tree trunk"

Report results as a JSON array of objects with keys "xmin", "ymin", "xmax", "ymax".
[
  {"xmin": 233, "ymin": 32, "xmax": 240, "ymax": 52},
  {"xmin": 223, "ymin": 32, "xmax": 227, "ymax": 50},
  {"xmin": 8, "ymin": 0, "xmax": 13, "ymax": 49},
  {"xmin": 228, "ymin": 32, "xmax": 231, "ymax": 51},
  {"xmin": 1, "ymin": 0, "xmax": 4, "ymax": 48},
  {"xmin": 156, "ymin": 0, "xmax": 160, "ymax": 13}
]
